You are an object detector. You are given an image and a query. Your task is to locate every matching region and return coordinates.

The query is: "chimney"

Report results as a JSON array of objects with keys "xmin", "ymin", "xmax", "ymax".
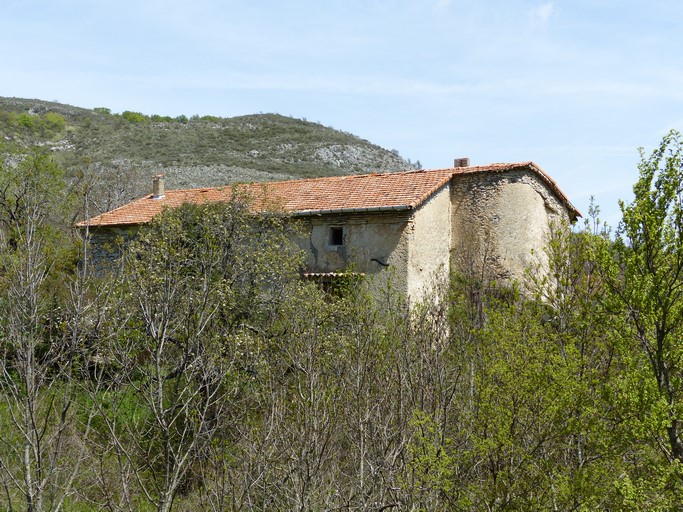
[
  {"xmin": 152, "ymin": 174, "xmax": 165, "ymax": 199},
  {"xmin": 454, "ymin": 157, "xmax": 470, "ymax": 168}
]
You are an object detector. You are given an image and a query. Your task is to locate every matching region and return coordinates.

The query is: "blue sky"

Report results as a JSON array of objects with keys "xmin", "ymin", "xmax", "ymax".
[{"xmin": 3, "ymin": 0, "xmax": 682, "ymax": 226}]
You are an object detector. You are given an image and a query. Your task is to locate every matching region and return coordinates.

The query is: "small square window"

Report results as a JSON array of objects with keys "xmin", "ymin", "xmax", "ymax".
[{"xmin": 329, "ymin": 226, "xmax": 344, "ymax": 246}]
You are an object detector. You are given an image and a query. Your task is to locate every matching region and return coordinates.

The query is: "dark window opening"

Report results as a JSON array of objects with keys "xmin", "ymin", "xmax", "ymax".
[{"xmin": 329, "ymin": 226, "xmax": 344, "ymax": 246}]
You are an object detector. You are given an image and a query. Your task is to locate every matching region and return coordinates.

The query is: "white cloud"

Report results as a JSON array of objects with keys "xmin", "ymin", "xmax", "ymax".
[{"xmin": 528, "ymin": 1, "xmax": 554, "ymax": 28}]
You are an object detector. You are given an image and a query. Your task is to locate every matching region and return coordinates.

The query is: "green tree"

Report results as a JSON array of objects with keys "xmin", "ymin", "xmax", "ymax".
[
  {"xmin": 40, "ymin": 112, "xmax": 66, "ymax": 138},
  {"xmin": 593, "ymin": 129, "xmax": 683, "ymax": 506},
  {"xmin": 0, "ymin": 147, "xmax": 91, "ymax": 512},
  {"xmin": 399, "ymin": 218, "xmax": 625, "ymax": 510},
  {"xmin": 17, "ymin": 112, "xmax": 35, "ymax": 133},
  {"xmin": 121, "ymin": 111, "xmax": 147, "ymax": 123},
  {"xmin": 90, "ymin": 200, "xmax": 304, "ymax": 512}
]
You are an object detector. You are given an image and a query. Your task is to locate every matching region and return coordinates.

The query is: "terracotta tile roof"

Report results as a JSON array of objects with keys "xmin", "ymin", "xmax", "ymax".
[{"xmin": 77, "ymin": 162, "xmax": 579, "ymax": 228}]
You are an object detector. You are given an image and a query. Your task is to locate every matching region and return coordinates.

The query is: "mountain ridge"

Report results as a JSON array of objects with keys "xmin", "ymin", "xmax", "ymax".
[{"xmin": 0, "ymin": 96, "xmax": 417, "ymax": 214}]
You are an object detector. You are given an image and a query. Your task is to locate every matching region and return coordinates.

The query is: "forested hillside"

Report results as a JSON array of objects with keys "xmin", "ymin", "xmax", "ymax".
[
  {"xmin": 2, "ymin": 108, "xmax": 683, "ymax": 509},
  {"xmin": 0, "ymin": 97, "xmax": 415, "ymax": 215}
]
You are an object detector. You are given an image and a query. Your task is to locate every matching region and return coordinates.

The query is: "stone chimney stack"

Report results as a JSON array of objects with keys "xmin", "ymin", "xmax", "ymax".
[
  {"xmin": 454, "ymin": 157, "xmax": 470, "ymax": 168},
  {"xmin": 152, "ymin": 174, "xmax": 165, "ymax": 199}
]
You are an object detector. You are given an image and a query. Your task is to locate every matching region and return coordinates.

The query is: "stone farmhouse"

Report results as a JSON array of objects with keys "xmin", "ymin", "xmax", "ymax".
[{"xmin": 78, "ymin": 160, "xmax": 580, "ymax": 303}]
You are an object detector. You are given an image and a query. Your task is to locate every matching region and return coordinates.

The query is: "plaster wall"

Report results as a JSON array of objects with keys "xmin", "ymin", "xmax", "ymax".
[
  {"xmin": 292, "ymin": 211, "xmax": 412, "ymax": 298},
  {"xmin": 450, "ymin": 170, "xmax": 570, "ymax": 287},
  {"xmin": 406, "ymin": 185, "xmax": 452, "ymax": 303}
]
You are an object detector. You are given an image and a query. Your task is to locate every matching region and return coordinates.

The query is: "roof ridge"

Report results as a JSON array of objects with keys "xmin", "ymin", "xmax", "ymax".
[
  {"xmin": 158, "ymin": 165, "xmax": 542, "ymax": 196},
  {"xmin": 162, "ymin": 167, "xmax": 457, "ymax": 194}
]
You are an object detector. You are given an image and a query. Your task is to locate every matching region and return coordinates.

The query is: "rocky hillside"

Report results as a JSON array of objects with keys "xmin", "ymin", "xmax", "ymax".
[{"xmin": 0, "ymin": 97, "xmax": 416, "ymax": 213}]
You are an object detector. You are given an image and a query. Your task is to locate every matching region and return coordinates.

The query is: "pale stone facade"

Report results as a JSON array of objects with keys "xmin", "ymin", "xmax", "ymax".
[
  {"xmin": 292, "ymin": 186, "xmax": 453, "ymax": 302},
  {"xmin": 290, "ymin": 169, "xmax": 574, "ymax": 304}
]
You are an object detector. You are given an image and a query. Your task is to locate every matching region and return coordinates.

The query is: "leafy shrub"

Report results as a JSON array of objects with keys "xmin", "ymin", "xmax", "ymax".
[
  {"xmin": 18, "ymin": 113, "xmax": 34, "ymax": 131},
  {"xmin": 40, "ymin": 112, "xmax": 66, "ymax": 137},
  {"xmin": 150, "ymin": 114, "xmax": 174, "ymax": 122},
  {"xmin": 121, "ymin": 111, "xmax": 147, "ymax": 123}
]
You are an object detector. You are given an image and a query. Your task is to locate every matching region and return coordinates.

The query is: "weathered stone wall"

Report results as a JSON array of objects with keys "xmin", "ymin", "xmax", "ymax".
[
  {"xmin": 85, "ymin": 226, "xmax": 138, "ymax": 272},
  {"xmin": 292, "ymin": 210, "xmax": 413, "ymax": 298},
  {"xmin": 292, "ymin": 184, "xmax": 453, "ymax": 304},
  {"xmin": 450, "ymin": 169, "xmax": 570, "ymax": 287}
]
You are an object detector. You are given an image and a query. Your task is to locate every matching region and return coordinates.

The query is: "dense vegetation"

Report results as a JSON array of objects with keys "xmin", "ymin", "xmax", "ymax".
[
  {"xmin": 1, "ymin": 130, "xmax": 683, "ymax": 511},
  {"xmin": 0, "ymin": 97, "xmax": 415, "ymax": 216}
]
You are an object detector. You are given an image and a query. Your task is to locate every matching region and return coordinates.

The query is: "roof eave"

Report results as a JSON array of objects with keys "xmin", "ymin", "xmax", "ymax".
[
  {"xmin": 291, "ymin": 204, "xmax": 413, "ymax": 217},
  {"xmin": 76, "ymin": 220, "xmax": 144, "ymax": 229}
]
